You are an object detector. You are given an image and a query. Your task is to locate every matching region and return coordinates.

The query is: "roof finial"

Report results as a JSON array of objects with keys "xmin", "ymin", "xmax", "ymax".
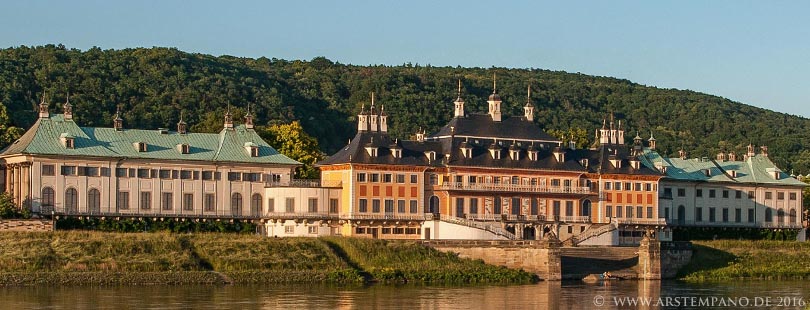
[
  {"xmin": 371, "ymin": 92, "xmax": 375, "ymax": 106},
  {"xmin": 493, "ymin": 72, "xmax": 497, "ymax": 94},
  {"xmin": 457, "ymin": 79, "xmax": 462, "ymax": 98},
  {"xmin": 41, "ymin": 90, "xmax": 46, "ymax": 104}
]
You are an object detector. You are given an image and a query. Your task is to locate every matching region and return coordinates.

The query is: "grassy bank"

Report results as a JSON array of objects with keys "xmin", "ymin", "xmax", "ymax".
[
  {"xmin": 0, "ymin": 232, "xmax": 535, "ymax": 285},
  {"xmin": 678, "ymin": 240, "xmax": 810, "ymax": 281}
]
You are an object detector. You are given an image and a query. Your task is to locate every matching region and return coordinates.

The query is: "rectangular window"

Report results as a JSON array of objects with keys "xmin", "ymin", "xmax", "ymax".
[
  {"xmin": 410, "ymin": 174, "xmax": 418, "ymax": 184},
  {"xmin": 227, "ymin": 172, "xmax": 241, "ymax": 181},
  {"xmin": 626, "ymin": 206, "xmax": 633, "ymax": 218},
  {"xmin": 606, "ymin": 205, "xmax": 612, "ymax": 217},
  {"xmin": 790, "ymin": 192, "xmax": 797, "ymax": 200},
  {"xmin": 159, "ymin": 169, "xmax": 171, "ymax": 179},
  {"xmin": 624, "ymin": 182, "xmax": 631, "ymax": 191},
  {"xmin": 115, "ymin": 168, "xmax": 127, "ymax": 178},
  {"xmin": 61, "ymin": 165, "xmax": 77, "ymax": 176},
  {"xmin": 722, "ymin": 208, "xmax": 729, "ymax": 222},
  {"xmin": 372, "ymin": 199, "xmax": 381, "ymax": 213},
  {"xmin": 765, "ymin": 192, "xmax": 773, "ymax": 200},
  {"xmin": 748, "ymin": 191, "xmax": 755, "ymax": 199},
  {"xmin": 735, "ymin": 190, "xmax": 742, "ymax": 199},
  {"xmin": 677, "ymin": 188, "xmax": 686, "ymax": 197},
  {"xmin": 778, "ymin": 192, "xmax": 785, "ymax": 200},
  {"xmin": 470, "ymin": 198, "xmax": 479, "ymax": 214},
  {"xmin": 285, "ymin": 226, "xmax": 294, "ymax": 234},
  {"xmin": 162, "ymin": 192, "xmax": 173, "ymax": 211},
  {"xmin": 128, "ymin": 168, "xmax": 135, "ymax": 177},
  {"xmin": 397, "ymin": 200, "xmax": 406, "ymax": 213},
  {"xmin": 695, "ymin": 207, "xmax": 703, "ymax": 222},
  {"xmin": 696, "ymin": 189, "xmax": 703, "ymax": 197},
  {"xmin": 409, "ymin": 200, "xmax": 418, "ymax": 213},
  {"xmin": 663, "ymin": 187, "xmax": 671, "ymax": 197},
  {"xmin": 735, "ymin": 208, "xmax": 742, "ymax": 223},
  {"xmin": 202, "ymin": 171, "xmax": 214, "ymax": 180},
  {"xmin": 204, "ymin": 194, "xmax": 215, "ymax": 212},
  {"xmin": 748, "ymin": 209, "xmax": 755, "ymax": 223},
  {"xmin": 605, "ymin": 182, "xmax": 611, "ymax": 190},
  {"xmin": 370, "ymin": 173, "xmax": 380, "ymax": 182},
  {"xmin": 140, "ymin": 192, "xmax": 151, "ymax": 210},
  {"xmin": 137, "ymin": 168, "xmax": 150, "ymax": 178},
  {"xmin": 455, "ymin": 198, "xmax": 464, "ymax": 216},
  {"xmin": 709, "ymin": 208, "xmax": 716, "ymax": 222},
  {"xmin": 645, "ymin": 183, "xmax": 652, "ymax": 191},
  {"xmin": 616, "ymin": 205, "xmax": 623, "ymax": 218},
  {"xmin": 722, "ymin": 190, "xmax": 729, "ymax": 199},
  {"xmin": 530, "ymin": 199, "xmax": 538, "ymax": 215},
  {"xmin": 359, "ymin": 199, "xmax": 368, "ymax": 213},
  {"xmin": 171, "ymin": 170, "xmax": 179, "ymax": 179},
  {"xmin": 183, "ymin": 193, "xmax": 193, "ymax": 211},
  {"xmin": 329, "ymin": 199, "xmax": 339, "ymax": 213},
  {"xmin": 383, "ymin": 174, "xmax": 392, "ymax": 183},
  {"xmin": 180, "ymin": 170, "xmax": 192, "ymax": 180},
  {"xmin": 635, "ymin": 183, "xmax": 642, "ymax": 191},
  {"xmin": 267, "ymin": 198, "xmax": 275, "ymax": 213},
  {"xmin": 565, "ymin": 201, "xmax": 573, "ymax": 217},
  {"xmin": 709, "ymin": 190, "xmax": 716, "ymax": 198},
  {"xmin": 244, "ymin": 173, "xmax": 261, "ymax": 182},
  {"xmin": 637, "ymin": 206, "xmax": 643, "ymax": 218},
  {"xmin": 396, "ymin": 174, "xmax": 405, "ymax": 183},
  {"xmin": 308, "ymin": 198, "xmax": 318, "ymax": 213},
  {"xmin": 553, "ymin": 201, "xmax": 561, "ymax": 217},
  {"xmin": 193, "ymin": 171, "xmax": 200, "ymax": 180},
  {"xmin": 551, "ymin": 179, "xmax": 561, "ymax": 187},
  {"xmin": 42, "ymin": 164, "xmax": 55, "ymax": 176},
  {"xmin": 150, "ymin": 169, "xmax": 157, "ymax": 178},
  {"xmin": 117, "ymin": 191, "xmax": 129, "ymax": 210},
  {"xmin": 286, "ymin": 198, "xmax": 295, "ymax": 213}
]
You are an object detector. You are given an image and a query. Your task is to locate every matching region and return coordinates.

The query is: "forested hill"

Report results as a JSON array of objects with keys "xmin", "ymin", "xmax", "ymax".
[{"xmin": 1, "ymin": 45, "xmax": 809, "ymax": 173}]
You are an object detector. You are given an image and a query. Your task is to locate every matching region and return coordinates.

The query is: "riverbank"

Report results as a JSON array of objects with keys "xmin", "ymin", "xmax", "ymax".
[
  {"xmin": 0, "ymin": 232, "xmax": 536, "ymax": 286},
  {"xmin": 678, "ymin": 240, "xmax": 810, "ymax": 281}
]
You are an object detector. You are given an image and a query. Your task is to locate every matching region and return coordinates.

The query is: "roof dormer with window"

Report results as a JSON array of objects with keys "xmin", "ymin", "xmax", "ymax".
[
  {"xmin": 134, "ymin": 142, "xmax": 147, "ymax": 152},
  {"xmin": 60, "ymin": 133, "xmax": 74, "ymax": 149},
  {"xmin": 244, "ymin": 142, "xmax": 259, "ymax": 157}
]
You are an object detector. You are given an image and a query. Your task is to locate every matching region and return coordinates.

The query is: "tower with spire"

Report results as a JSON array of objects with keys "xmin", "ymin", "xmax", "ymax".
[
  {"xmin": 379, "ymin": 105, "xmax": 388, "ymax": 133},
  {"xmin": 524, "ymin": 83, "xmax": 534, "ymax": 121},
  {"xmin": 487, "ymin": 73, "xmax": 502, "ymax": 122},
  {"xmin": 224, "ymin": 104, "xmax": 233, "ymax": 129},
  {"xmin": 63, "ymin": 93, "xmax": 73, "ymax": 121},
  {"xmin": 369, "ymin": 93, "xmax": 379, "ymax": 132},
  {"xmin": 113, "ymin": 105, "xmax": 123, "ymax": 131},
  {"xmin": 177, "ymin": 111, "xmax": 187, "ymax": 134},
  {"xmin": 38, "ymin": 91, "xmax": 49, "ymax": 118},
  {"xmin": 357, "ymin": 104, "xmax": 369, "ymax": 132},
  {"xmin": 244, "ymin": 103, "xmax": 254, "ymax": 130},
  {"xmin": 453, "ymin": 80, "xmax": 465, "ymax": 118}
]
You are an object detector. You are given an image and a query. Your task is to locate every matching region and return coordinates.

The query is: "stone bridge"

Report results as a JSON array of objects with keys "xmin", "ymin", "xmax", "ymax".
[{"xmin": 422, "ymin": 236, "xmax": 691, "ymax": 280}]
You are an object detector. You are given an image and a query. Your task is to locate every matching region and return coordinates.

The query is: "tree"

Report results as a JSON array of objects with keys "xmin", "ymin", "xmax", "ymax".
[
  {"xmin": 0, "ymin": 192, "xmax": 27, "ymax": 219},
  {"xmin": 0, "ymin": 103, "xmax": 23, "ymax": 150},
  {"xmin": 258, "ymin": 121, "xmax": 323, "ymax": 179}
]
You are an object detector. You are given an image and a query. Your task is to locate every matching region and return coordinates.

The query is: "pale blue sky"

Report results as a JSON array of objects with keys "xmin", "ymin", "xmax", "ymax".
[{"xmin": 2, "ymin": 1, "xmax": 809, "ymax": 117}]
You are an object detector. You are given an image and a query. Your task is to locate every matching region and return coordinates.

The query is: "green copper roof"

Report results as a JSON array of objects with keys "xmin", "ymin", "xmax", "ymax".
[
  {"xmin": 1, "ymin": 114, "xmax": 300, "ymax": 166},
  {"xmin": 641, "ymin": 148, "xmax": 805, "ymax": 187}
]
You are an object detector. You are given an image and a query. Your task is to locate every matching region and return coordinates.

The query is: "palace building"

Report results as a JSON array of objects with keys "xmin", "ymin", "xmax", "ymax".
[
  {"xmin": 0, "ymin": 97, "xmax": 299, "ymax": 221},
  {"xmin": 266, "ymin": 80, "xmax": 669, "ymax": 245},
  {"xmin": 641, "ymin": 145, "xmax": 805, "ymax": 231}
]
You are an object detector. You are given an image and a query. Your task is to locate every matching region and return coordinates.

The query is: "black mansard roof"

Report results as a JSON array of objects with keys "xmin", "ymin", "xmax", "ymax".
[{"xmin": 431, "ymin": 114, "xmax": 560, "ymax": 143}]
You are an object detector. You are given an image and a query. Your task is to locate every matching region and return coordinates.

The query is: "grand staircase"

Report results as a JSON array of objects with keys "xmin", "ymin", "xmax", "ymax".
[
  {"xmin": 439, "ymin": 215, "xmax": 517, "ymax": 240},
  {"xmin": 569, "ymin": 223, "xmax": 617, "ymax": 246}
]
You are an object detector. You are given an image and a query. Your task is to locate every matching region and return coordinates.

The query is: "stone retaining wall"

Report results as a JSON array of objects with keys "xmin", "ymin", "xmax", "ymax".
[{"xmin": 0, "ymin": 219, "xmax": 53, "ymax": 232}]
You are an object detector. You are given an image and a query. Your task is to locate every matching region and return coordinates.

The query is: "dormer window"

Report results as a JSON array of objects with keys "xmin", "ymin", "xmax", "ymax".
[
  {"xmin": 134, "ymin": 142, "xmax": 147, "ymax": 152},
  {"xmin": 509, "ymin": 150, "xmax": 520, "ymax": 161},
  {"xmin": 366, "ymin": 147, "xmax": 378, "ymax": 157},
  {"xmin": 630, "ymin": 159, "xmax": 640, "ymax": 170},
  {"xmin": 489, "ymin": 147, "xmax": 501, "ymax": 160},
  {"xmin": 553, "ymin": 151, "xmax": 565, "ymax": 162},
  {"xmin": 60, "ymin": 133, "xmax": 74, "ymax": 149},
  {"xmin": 703, "ymin": 169, "xmax": 711, "ymax": 177},
  {"xmin": 177, "ymin": 143, "xmax": 190, "ymax": 154},
  {"xmin": 392, "ymin": 148, "xmax": 402, "ymax": 158},
  {"xmin": 425, "ymin": 151, "xmax": 436, "ymax": 162},
  {"xmin": 766, "ymin": 168, "xmax": 780, "ymax": 180},
  {"xmin": 461, "ymin": 147, "xmax": 472, "ymax": 159},
  {"xmin": 609, "ymin": 158, "xmax": 622, "ymax": 168},
  {"xmin": 730, "ymin": 170, "xmax": 738, "ymax": 178},
  {"xmin": 528, "ymin": 150, "xmax": 539, "ymax": 161},
  {"xmin": 244, "ymin": 142, "xmax": 259, "ymax": 157},
  {"xmin": 580, "ymin": 159, "xmax": 589, "ymax": 167}
]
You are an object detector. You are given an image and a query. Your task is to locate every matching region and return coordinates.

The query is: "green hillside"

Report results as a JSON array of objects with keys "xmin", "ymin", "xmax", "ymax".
[{"xmin": 1, "ymin": 44, "xmax": 809, "ymax": 173}]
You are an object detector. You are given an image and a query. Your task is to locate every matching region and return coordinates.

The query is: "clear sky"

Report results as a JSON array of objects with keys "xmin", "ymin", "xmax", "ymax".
[{"xmin": 2, "ymin": 1, "xmax": 809, "ymax": 117}]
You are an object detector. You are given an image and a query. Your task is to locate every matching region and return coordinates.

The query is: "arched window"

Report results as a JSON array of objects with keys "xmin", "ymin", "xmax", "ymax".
[
  {"xmin": 88, "ymin": 188, "xmax": 101, "ymax": 214},
  {"xmin": 789, "ymin": 209, "xmax": 797, "ymax": 224},
  {"xmin": 765, "ymin": 208, "xmax": 773, "ymax": 222},
  {"xmin": 777, "ymin": 209, "xmax": 785, "ymax": 223},
  {"xmin": 251, "ymin": 193, "xmax": 262, "ymax": 217},
  {"xmin": 65, "ymin": 188, "xmax": 78, "ymax": 214},
  {"xmin": 231, "ymin": 193, "xmax": 243, "ymax": 216},
  {"xmin": 428, "ymin": 196, "xmax": 439, "ymax": 214},
  {"xmin": 41, "ymin": 187, "xmax": 55, "ymax": 211},
  {"xmin": 581, "ymin": 200, "xmax": 592, "ymax": 217}
]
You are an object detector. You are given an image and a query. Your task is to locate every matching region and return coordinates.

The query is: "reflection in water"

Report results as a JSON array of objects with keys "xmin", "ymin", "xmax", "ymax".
[{"xmin": 1, "ymin": 280, "xmax": 810, "ymax": 309}]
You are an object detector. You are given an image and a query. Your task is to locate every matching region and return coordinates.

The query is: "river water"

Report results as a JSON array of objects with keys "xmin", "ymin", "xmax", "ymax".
[{"xmin": 1, "ymin": 280, "xmax": 808, "ymax": 309}]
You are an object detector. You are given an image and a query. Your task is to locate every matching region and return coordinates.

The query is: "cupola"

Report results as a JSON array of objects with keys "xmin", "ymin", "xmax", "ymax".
[
  {"xmin": 453, "ymin": 80, "xmax": 465, "ymax": 118},
  {"xmin": 487, "ymin": 73, "xmax": 502, "ymax": 122},
  {"xmin": 63, "ymin": 94, "xmax": 73, "ymax": 121},
  {"xmin": 38, "ymin": 92, "xmax": 49, "ymax": 118}
]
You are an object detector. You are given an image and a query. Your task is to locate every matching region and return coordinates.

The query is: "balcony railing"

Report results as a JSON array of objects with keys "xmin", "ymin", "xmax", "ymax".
[
  {"xmin": 265, "ymin": 179, "xmax": 342, "ymax": 188},
  {"xmin": 463, "ymin": 214, "xmax": 549, "ymax": 222},
  {"xmin": 616, "ymin": 218, "xmax": 668, "ymax": 225},
  {"xmin": 265, "ymin": 212, "xmax": 339, "ymax": 220},
  {"xmin": 438, "ymin": 182, "xmax": 593, "ymax": 195},
  {"xmin": 344, "ymin": 213, "xmax": 434, "ymax": 221},
  {"xmin": 560, "ymin": 216, "xmax": 591, "ymax": 223}
]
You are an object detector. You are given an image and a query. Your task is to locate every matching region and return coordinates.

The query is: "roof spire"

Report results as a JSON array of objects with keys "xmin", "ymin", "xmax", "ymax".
[
  {"xmin": 244, "ymin": 102, "xmax": 254, "ymax": 130},
  {"xmin": 113, "ymin": 104, "xmax": 123, "ymax": 131},
  {"xmin": 63, "ymin": 92, "xmax": 73, "ymax": 121},
  {"xmin": 38, "ymin": 90, "xmax": 49, "ymax": 118},
  {"xmin": 457, "ymin": 79, "xmax": 462, "ymax": 98},
  {"xmin": 224, "ymin": 103, "xmax": 233, "ymax": 129},
  {"xmin": 492, "ymin": 72, "xmax": 497, "ymax": 94},
  {"xmin": 177, "ymin": 110, "xmax": 187, "ymax": 134}
]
